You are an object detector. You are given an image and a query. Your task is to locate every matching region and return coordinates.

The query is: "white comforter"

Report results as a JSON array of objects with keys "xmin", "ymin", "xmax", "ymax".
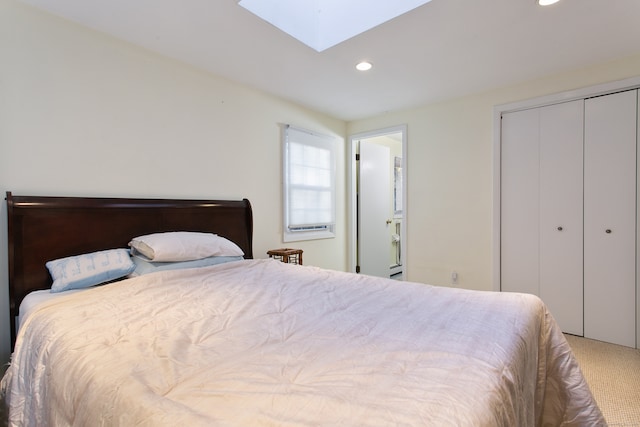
[{"xmin": 3, "ymin": 259, "xmax": 604, "ymax": 426}]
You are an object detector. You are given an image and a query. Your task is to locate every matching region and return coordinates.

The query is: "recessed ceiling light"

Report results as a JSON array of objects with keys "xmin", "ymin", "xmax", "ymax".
[
  {"xmin": 356, "ymin": 61, "xmax": 373, "ymax": 71},
  {"xmin": 538, "ymin": 0, "xmax": 560, "ymax": 5}
]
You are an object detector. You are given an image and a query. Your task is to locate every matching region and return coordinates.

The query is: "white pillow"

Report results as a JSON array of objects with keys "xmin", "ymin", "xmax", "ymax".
[
  {"xmin": 46, "ymin": 249, "xmax": 135, "ymax": 293},
  {"xmin": 129, "ymin": 232, "xmax": 244, "ymax": 262}
]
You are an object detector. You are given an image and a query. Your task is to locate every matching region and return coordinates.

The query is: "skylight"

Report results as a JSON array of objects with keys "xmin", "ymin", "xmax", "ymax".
[{"xmin": 238, "ymin": 0, "xmax": 433, "ymax": 52}]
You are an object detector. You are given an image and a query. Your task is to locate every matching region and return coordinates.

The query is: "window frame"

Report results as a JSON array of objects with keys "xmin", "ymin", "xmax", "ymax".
[{"xmin": 283, "ymin": 125, "xmax": 337, "ymax": 242}]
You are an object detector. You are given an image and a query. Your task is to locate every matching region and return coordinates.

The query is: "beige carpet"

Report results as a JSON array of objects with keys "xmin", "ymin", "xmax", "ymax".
[{"xmin": 565, "ymin": 334, "xmax": 640, "ymax": 426}]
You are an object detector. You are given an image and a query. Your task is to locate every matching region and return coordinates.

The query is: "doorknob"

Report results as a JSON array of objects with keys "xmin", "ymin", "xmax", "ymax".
[
  {"xmin": 605, "ymin": 229, "xmax": 612, "ymax": 234},
  {"xmin": 557, "ymin": 226, "xmax": 563, "ymax": 231},
  {"xmin": 386, "ymin": 219, "xmax": 392, "ymax": 225}
]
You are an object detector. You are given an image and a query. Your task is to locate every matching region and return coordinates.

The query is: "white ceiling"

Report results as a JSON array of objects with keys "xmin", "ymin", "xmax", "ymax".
[{"xmin": 18, "ymin": 0, "xmax": 640, "ymax": 121}]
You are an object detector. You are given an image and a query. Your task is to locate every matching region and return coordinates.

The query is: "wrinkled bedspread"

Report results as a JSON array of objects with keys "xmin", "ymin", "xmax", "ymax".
[{"xmin": 2, "ymin": 259, "xmax": 604, "ymax": 426}]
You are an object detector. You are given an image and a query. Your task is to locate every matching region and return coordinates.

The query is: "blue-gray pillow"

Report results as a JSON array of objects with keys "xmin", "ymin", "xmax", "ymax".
[
  {"xmin": 46, "ymin": 249, "xmax": 135, "ymax": 293},
  {"xmin": 129, "ymin": 255, "xmax": 243, "ymax": 276}
]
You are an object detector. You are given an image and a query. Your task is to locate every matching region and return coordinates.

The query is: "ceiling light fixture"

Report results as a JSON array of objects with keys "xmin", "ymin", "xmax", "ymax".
[
  {"xmin": 238, "ymin": 0, "xmax": 433, "ymax": 52},
  {"xmin": 538, "ymin": 0, "xmax": 560, "ymax": 5},
  {"xmin": 356, "ymin": 61, "xmax": 373, "ymax": 71}
]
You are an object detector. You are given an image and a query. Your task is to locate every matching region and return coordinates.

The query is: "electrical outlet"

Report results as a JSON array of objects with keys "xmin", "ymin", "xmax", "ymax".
[{"xmin": 451, "ymin": 271, "xmax": 458, "ymax": 285}]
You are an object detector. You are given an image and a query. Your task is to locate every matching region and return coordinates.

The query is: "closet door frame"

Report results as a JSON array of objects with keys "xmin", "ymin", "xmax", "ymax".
[
  {"xmin": 493, "ymin": 76, "xmax": 640, "ymax": 292},
  {"xmin": 493, "ymin": 76, "xmax": 640, "ymax": 349},
  {"xmin": 637, "ymin": 93, "xmax": 640, "ymax": 349}
]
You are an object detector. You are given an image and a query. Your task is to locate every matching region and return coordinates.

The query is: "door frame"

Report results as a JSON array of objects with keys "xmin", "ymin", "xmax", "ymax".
[{"xmin": 348, "ymin": 124, "xmax": 408, "ymax": 278}]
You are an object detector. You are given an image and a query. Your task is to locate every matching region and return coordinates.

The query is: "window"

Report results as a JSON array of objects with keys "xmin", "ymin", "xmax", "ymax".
[{"xmin": 283, "ymin": 125, "xmax": 337, "ymax": 242}]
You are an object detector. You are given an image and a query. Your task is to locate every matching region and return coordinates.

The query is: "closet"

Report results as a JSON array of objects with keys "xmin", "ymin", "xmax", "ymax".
[{"xmin": 500, "ymin": 88, "xmax": 639, "ymax": 348}]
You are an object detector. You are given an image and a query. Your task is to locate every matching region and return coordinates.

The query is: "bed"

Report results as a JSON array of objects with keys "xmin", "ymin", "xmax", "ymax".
[{"xmin": 1, "ymin": 192, "xmax": 604, "ymax": 426}]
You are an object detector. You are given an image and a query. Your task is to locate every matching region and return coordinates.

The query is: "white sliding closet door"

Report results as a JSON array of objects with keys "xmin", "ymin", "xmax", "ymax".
[
  {"xmin": 584, "ymin": 90, "xmax": 637, "ymax": 348},
  {"xmin": 501, "ymin": 101, "xmax": 584, "ymax": 335},
  {"xmin": 501, "ymin": 109, "xmax": 540, "ymax": 296},
  {"xmin": 538, "ymin": 100, "xmax": 584, "ymax": 336}
]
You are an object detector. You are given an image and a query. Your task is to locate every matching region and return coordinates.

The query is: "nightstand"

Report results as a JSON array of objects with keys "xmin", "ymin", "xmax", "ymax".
[{"xmin": 267, "ymin": 248, "xmax": 303, "ymax": 265}]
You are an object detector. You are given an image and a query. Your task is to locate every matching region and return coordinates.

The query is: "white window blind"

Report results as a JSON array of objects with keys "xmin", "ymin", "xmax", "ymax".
[{"xmin": 284, "ymin": 125, "xmax": 336, "ymax": 241}]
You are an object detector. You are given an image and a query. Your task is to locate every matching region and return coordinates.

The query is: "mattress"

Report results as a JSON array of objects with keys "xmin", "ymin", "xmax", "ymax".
[{"xmin": 2, "ymin": 259, "xmax": 604, "ymax": 426}]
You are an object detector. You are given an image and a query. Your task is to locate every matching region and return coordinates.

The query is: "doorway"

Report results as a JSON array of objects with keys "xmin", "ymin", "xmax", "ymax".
[{"xmin": 349, "ymin": 125, "xmax": 407, "ymax": 279}]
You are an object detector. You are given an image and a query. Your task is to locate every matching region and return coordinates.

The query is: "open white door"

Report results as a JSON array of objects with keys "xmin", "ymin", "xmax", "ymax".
[
  {"xmin": 359, "ymin": 140, "xmax": 392, "ymax": 278},
  {"xmin": 348, "ymin": 125, "xmax": 407, "ymax": 279}
]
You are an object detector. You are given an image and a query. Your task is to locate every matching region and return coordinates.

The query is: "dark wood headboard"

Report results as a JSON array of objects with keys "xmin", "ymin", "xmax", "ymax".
[{"xmin": 6, "ymin": 192, "xmax": 253, "ymax": 346}]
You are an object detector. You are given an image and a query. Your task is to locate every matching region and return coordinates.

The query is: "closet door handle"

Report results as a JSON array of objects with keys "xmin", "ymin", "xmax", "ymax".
[
  {"xmin": 557, "ymin": 226, "xmax": 563, "ymax": 231},
  {"xmin": 605, "ymin": 229, "xmax": 612, "ymax": 234}
]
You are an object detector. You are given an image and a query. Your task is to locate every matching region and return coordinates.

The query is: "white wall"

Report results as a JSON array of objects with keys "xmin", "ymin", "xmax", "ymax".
[
  {"xmin": 0, "ymin": 0, "xmax": 347, "ymax": 362},
  {"xmin": 348, "ymin": 54, "xmax": 640, "ymax": 292}
]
